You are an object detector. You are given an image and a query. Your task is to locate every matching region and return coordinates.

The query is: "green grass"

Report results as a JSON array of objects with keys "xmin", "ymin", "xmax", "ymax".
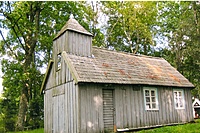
[
  {"xmin": 8, "ymin": 128, "xmax": 43, "ymax": 133},
  {"xmin": 7, "ymin": 120, "xmax": 200, "ymax": 133},
  {"xmin": 138, "ymin": 119, "xmax": 200, "ymax": 133}
]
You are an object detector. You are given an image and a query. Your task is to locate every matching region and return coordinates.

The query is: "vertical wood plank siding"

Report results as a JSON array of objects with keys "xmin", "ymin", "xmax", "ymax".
[
  {"xmin": 52, "ymin": 30, "xmax": 92, "ymax": 73},
  {"xmin": 44, "ymin": 89, "xmax": 52, "ymax": 133},
  {"xmin": 114, "ymin": 85, "xmax": 193, "ymax": 129},
  {"xmin": 44, "ymin": 53, "xmax": 79, "ymax": 133},
  {"xmin": 64, "ymin": 81, "xmax": 79, "ymax": 133},
  {"xmin": 78, "ymin": 84, "xmax": 193, "ymax": 132},
  {"xmin": 44, "ymin": 81, "xmax": 79, "ymax": 133},
  {"xmin": 45, "ymin": 82, "xmax": 193, "ymax": 133},
  {"xmin": 79, "ymin": 84, "xmax": 104, "ymax": 133},
  {"xmin": 67, "ymin": 31, "xmax": 91, "ymax": 57}
]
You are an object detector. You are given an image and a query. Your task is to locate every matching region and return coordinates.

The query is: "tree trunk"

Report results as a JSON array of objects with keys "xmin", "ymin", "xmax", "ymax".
[
  {"xmin": 16, "ymin": 52, "xmax": 33, "ymax": 131},
  {"xmin": 15, "ymin": 2, "xmax": 41, "ymax": 130},
  {"xmin": 16, "ymin": 89, "xmax": 28, "ymax": 131}
]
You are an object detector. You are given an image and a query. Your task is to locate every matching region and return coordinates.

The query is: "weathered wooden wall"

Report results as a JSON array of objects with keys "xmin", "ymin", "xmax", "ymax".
[
  {"xmin": 53, "ymin": 30, "xmax": 92, "ymax": 58},
  {"xmin": 45, "ymin": 74, "xmax": 193, "ymax": 133},
  {"xmin": 44, "ymin": 54, "xmax": 79, "ymax": 133},
  {"xmin": 114, "ymin": 85, "xmax": 193, "ymax": 129},
  {"xmin": 44, "ymin": 27, "xmax": 93, "ymax": 133},
  {"xmin": 78, "ymin": 84, "xmax": 193, "ymax": 132},
  {"xmin": 44, "ymin": 89, "xmax": 52, "ymax": 133},
  {"xmin": 79, "ymin": 84, "xmax": 104, "ymax": 133}
]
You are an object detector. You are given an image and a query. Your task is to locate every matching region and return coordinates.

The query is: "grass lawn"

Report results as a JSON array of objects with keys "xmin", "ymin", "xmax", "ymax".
[
  {"xmin": 8, "ymin": 128, "xmax": 44, "ymax": 133},
  {"xmin": 138, "ymin": 119, "xmax": 200, "ymax": 133},
  {"xmin": 7, "ymin": 119, "xmax": 200, "ymax": 133}
]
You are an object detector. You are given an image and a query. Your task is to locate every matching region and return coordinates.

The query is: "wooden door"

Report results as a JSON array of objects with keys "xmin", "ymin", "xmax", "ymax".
[{"xmin": 103, "ymin": 89, "xmax": 115, "ymax": 132}]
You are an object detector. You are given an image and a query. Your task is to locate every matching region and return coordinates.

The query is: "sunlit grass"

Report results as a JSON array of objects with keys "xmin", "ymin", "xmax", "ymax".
[
  {"xmin": 7, "ymin": 120, "xmax": 200, "ymax": 133},
  {"xmin": 8, "ymin": 128, "xmax": 43, "ymax": 133},
  {"xmin": 138, "ymin": 119, "xmax": 200, "ymax": 133}
]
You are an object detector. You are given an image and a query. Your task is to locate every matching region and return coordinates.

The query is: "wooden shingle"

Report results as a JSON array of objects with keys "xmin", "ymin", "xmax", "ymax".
[{"xmin": 63, "ymin": 47, "xmax": 194, "ymax": 88}]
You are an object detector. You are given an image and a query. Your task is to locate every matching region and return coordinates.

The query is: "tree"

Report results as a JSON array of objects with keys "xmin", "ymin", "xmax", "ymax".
[
  {"xmin": 158, "ymin": 1, "xmax": 200, "ymax": 96},
  {"xmin": 102, "ymin": 1, "xmax": 158, "ymax": 54},
  {"xmin": 0, "ymin": 1, "xmax": 94, "ymax": 131},
  {"xmin": 0, "ymin": 60, "xmax": 21, "ymax": 131},
  {"xmin": 82, "ymin": 1, "xmax": 106, "ymax": 47}
]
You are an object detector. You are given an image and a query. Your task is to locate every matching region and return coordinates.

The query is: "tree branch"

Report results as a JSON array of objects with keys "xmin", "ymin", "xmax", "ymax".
[
  {"xmin": 3, "ymin": 2, "xmax": 27, "ymax": 53},
  {"xmin": 0, "ymin": 30, "xmax": 18, "ymax": 58},
  {"xmin": 192, "ymin": 2, "xmax": 199, "ymax": 34},
  {"xmin": 14, "ymin": 16, "xmax": 26, "ymax": 43},
  {"xmin": 11, "ymin": 25, "xmax": 26, "ymax": 51}
]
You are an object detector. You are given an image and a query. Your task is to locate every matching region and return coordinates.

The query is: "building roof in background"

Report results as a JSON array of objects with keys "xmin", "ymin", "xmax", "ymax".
[
  {"xmin": 193, "ymin": 98, "xmax": 200, "ymax": 107},
  {"xmin": 62, "ymin": 47, "xmax": 194, "ymax": 88}
]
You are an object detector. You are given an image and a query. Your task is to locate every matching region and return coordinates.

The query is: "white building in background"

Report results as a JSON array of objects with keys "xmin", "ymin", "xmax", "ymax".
[{"xmin": 193, "ymin": 98, "xmax": 200, "ymax": 119}]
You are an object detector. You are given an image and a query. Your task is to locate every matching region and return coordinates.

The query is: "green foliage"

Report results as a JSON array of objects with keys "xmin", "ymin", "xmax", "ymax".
[
  {"xmin": 0, "ymin": 100, "xmax": 5, "ymax": 132},
  {"xmin": 102, "ymin": 1, "xmax": 158, "ymax": 54},
  {"xmin": 0, "ymin": 60, "xmax": 21, "ymax": 131},
  {"xmin": 27, "ymin": 96, "xmax": 44, "ymax": 129},
  {"xmin": 0, "ymin": 1, "xmax": 199, "ymax": 131},
  {"xmin": 0, "ymin": 1, "xmax": 98, "ymax": 131},
  {"xmin": 82, "ymin": 1, "xmax": 106, "ymax": 47},
  {"xmin": 157, "ymin": 1, "xmax": 200, "ymax": 97}
]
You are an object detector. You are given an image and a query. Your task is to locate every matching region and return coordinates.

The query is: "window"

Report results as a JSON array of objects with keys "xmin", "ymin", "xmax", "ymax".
[
  {"xmin": 143, "ymin": 87, "xmax": 158, "ymax": 110},
  {"xmin": 173, "ymin": 89, "xmax": 184, "ymax": 109},
  {"xmin": 57, "ymin": 53, "xmax": 61, "ymax": 70}
]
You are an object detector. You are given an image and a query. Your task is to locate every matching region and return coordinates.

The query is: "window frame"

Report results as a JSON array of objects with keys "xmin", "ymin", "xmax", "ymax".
[
  {"xmin": 57, "ymin": 53, "xmax": 61, "ymax": 71},
  {"xmin": 173, "ymin": 89, "xmax": 185, "ymax": 109},
  {"xmin": 143, "ymin": 87, "xmax": 159, "ymax": 111}
]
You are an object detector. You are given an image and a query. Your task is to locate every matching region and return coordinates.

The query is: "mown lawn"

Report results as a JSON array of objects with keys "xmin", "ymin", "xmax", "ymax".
[
  {"xmin": 8, "ymin": 119, "xmax": 200, "ymax": 133},
  {"xmin": 138, "ymin": 119, "xmax": 200, "ymax": 133},
  {"xmin": 8, "ymin": 128, "xmax": 44, "ymax": 133}
]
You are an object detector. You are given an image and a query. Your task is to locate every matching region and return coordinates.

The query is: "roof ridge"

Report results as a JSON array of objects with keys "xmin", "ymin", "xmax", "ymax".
[{"xmin": 92, "ymin": 46, "xmax": 163, "ymax": 60}]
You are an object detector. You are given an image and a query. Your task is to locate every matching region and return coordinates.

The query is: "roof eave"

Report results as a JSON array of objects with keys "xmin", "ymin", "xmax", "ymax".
[
  {"xmin": 76, "ymin": 80, "xmax": 195, "ymax": 89},
  {"xmin": 53, "ymin": 28, "xmax": 93, "ymax": 41},
  {"xmin": 62, "ymin": 51, "xmax": 80, "ymax": 84},
  {"xmin": 40, "ymin": 60, "xmax": 54, "ymax": 94}
]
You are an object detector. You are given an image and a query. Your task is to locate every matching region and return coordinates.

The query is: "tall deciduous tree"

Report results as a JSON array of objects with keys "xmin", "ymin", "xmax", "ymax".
[
  {"xmin": 158, "ymin": 1, "xmax": 200, "ymax": 96},
  {"xmin": 102, "ymin": 1, "xmax": 158, "ymax": 54},
  {"xmin": 83, "ymin": 1, "xmax": 106, "ymax": 47},
  {"xmin": 0, "ymin": 1, "xmax": 94, "ymax": 131}
]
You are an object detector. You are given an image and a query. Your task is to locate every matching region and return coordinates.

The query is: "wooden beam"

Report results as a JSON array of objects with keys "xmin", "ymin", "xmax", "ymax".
[
  {"xmin": 62, "ymin": 51, "xmax": 79, "ymax": 84},
  {"xmin": 40, "ymin": 60, "xmax": 53, "ymax": 94}
]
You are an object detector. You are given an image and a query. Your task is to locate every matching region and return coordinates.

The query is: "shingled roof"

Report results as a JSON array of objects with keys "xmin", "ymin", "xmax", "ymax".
[
  {"xmin": 54, "ymin": 18, "xmax": 93, "ymax": 40},
  {"xmin": 62, "ymin": 47, "xmax": 194, "ymax": 88}
]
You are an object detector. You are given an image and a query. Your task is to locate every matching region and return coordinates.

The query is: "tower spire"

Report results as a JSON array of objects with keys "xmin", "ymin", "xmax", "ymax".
[{"xmin": 70, "ymin": 14, "xmax": 74, "ymax": 19}]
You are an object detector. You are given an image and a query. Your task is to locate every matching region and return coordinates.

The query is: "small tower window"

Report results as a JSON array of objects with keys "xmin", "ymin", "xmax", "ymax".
[{"xmin": 57, "ymin": 53, "xmax": 61, "ymax": 70}]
